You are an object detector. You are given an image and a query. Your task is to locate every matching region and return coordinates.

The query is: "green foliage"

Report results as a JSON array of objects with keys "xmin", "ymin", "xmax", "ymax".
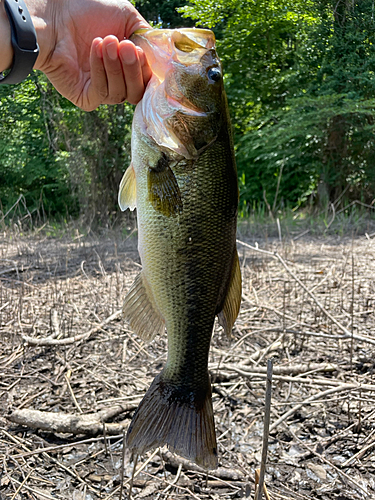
[
  {"xmin": 0, "ymin": 76, "xmax": 72, "ymax": 215},
  {"xmin": 136, "ymin": 0, "xmax": 192, "ymax": 27},
  {"xmin": 182, "ymin": 0, "xmax": 375, "ymax": 212},
  {"xmin": 0, "ymin": 73, "xmax": 133, "ymax": 221},
  {"xmin": 1, "ymin": 0, "xmax": 374, "ymax": 222}
]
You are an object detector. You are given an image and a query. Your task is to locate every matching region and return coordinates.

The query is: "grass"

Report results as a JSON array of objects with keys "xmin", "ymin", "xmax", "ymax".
[{"xmin": 237, "ymin": 202, "xmax": 375, "ymax": 241}]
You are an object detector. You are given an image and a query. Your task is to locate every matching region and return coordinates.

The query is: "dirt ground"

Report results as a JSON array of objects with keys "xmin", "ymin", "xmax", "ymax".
[{"xmin": 0, "ymin": 223, "xmax": 375, "ymax": 500}]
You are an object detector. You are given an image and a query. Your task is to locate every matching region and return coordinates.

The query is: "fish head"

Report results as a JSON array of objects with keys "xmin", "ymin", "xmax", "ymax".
[{"xmin": 131, "ymin": 28, "xmax": 225, "ymax": 158}]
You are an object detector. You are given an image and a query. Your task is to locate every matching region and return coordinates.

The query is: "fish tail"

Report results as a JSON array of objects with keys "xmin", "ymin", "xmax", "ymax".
[{"xmin": 126, "ymin": 372, "xmax": 218, "ymax": 469}]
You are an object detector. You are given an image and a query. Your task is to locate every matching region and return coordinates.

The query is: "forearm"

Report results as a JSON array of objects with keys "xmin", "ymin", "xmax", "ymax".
[{"xmin": 0, "ymin": 1, "xmax": 13, "ymax": 72}]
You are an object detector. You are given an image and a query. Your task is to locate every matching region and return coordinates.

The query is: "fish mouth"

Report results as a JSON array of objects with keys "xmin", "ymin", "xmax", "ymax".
[
  {"xmin": 132, "ymin": 28, "xmax": 215, "ymax": 46},
  {"xmin": 131, "ymin": 28, "xmax": 216, "ymax": 71}
]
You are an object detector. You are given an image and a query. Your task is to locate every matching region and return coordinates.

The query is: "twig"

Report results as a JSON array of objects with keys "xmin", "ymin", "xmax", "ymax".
[
  {"xmin": 161, "ymin": 463, "xmax": 182, "ymax": 495},
  {"xmin": 20, "ymin": 309, "xmax": 122, "ymax": 346},
  {"xmin": 255, "ymin": 469, "xmax": 271, "ymax": 500},
  {"xmin": 270, "ymin": 383, "xmax": 373, "ymax": 432},
  {"xmin": 325, "ymin": 202, "xmax": 336, "ymax": 230},
  {"xmin": 10, "ymin": 434, "xmax": 124, "ymax": 459},
  {"xmin": 341, "ymin": 438, "xmax": 375, "ymax": 466},
  {"xmin": 119, "ymin": 429, "xmax": 127, "ymax": 500},
  {"xmin": 10, "ymin": 471, "xmax": 32, "ymax": 500},
  {"xmin": 128, "ymin": 453, "xmax": 138, "ymax": 500},
  {"xmin": 335, "ymin": 199, "xmax": 375, "ymax": 217},
  {"xmin": 65, "ymin": 370, "xmax": 83, "ymax": 413},
  {"xmin": 255, "ymin": 359, "xmax": 273, "ymax": 500}
]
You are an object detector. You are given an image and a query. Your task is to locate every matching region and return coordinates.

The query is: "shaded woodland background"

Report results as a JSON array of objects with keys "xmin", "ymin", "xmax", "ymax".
[{"xmin": 0, "ymin": 0, "xmax": 374, "ymax": 223}]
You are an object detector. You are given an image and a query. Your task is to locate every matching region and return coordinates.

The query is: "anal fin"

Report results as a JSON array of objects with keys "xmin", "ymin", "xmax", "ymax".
[
  {"xmin": 123, "ymin": 272, "xmax": 165, "ymax": 342},
  {"xmin": 217, "ymin": 251, "xmax": 242, "ymax": 336}
]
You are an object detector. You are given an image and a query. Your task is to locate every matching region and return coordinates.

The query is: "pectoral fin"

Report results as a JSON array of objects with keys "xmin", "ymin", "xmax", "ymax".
[
  {"xmin": 123, "ymin": 272, "xmax": 165, "ymax": 342},
  {"xmin": 118, "ymin": 163, "xmax": 137, "ymax": 211},
  {"xmin": 148, "ymin": 153, "xmax": 183, "ymax": 217},
  {"xmin": 217, "ymin": 251, "xmax": 242, "ymax": 336}
]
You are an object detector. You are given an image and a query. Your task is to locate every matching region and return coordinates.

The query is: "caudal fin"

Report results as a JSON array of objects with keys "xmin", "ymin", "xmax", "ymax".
[{"xmin": 126, "ymin": 372, "xmax": 218, "ymax": 469}]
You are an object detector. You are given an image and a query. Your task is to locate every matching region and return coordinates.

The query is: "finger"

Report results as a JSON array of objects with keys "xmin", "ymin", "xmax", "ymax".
[
  {"xmin": 102, "ymin": 36, "xmax": 127, "ymax": 104},
  {"xmin": 85, "ymin": 37, "xmax": 108, "ymax": 111},
  {"xmin": 137, "ymin": 46, "xmax": 153, "ymax": 89},
  {"xmin": 119, "ymin": 40, "xmax": 144, "ymax": 105}
]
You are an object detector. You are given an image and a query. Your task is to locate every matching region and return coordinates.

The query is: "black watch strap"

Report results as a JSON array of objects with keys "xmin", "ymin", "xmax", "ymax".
[{"xmin": 0, "ymin": 0, "xmax": 39, "ymax": 85}]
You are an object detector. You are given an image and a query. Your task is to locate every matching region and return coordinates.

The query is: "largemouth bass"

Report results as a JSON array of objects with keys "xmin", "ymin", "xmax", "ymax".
[{"xmin": 118, "ymin": 28, "xmax": 241, "ymax": 469}]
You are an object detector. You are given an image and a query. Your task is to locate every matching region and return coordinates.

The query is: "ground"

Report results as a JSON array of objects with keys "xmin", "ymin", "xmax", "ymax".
[{"xmin": 0, "ymin": 222, "xmax": 375, "ymax": 500}]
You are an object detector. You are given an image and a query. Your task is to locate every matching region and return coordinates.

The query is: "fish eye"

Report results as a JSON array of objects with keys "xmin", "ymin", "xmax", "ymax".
[{"xmin": 207, "ymin": 67, "xmax": 222, "ymax": 83}]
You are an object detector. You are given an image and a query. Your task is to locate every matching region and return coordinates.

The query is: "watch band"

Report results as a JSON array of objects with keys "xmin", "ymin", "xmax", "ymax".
[{"xmin": 0, "ymin": 0, "xmax": 39, "ymax": 84}]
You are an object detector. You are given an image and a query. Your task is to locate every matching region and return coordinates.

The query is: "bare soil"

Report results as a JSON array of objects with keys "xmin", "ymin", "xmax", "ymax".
[{"xmin": 1, "ymin": 225, "xmax": 375, "ymax": 500}]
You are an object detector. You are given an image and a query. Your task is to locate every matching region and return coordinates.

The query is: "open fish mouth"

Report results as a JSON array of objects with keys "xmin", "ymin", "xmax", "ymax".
[
  {"xmin": 131, "ymin": 28, "xmax": 217, "ymax": 78},
  {"xmin": 132, "ymin": 28, "xmax": 216, "ymax": 51}
]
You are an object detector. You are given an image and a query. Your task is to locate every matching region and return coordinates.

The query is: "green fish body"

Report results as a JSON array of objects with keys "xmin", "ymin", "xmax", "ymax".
[{"xmin": 118, "ymin": 28, "xmax": 241, "ymax": 469}]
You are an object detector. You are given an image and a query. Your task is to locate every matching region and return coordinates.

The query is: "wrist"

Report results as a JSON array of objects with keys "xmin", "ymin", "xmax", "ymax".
[
  {"xmin": 0, "ymin": 1, "xmax": 13, "ymax": 72},
  {"xmin": 23, "ymin": 0, "xmax": 50, "ymax": 72}
]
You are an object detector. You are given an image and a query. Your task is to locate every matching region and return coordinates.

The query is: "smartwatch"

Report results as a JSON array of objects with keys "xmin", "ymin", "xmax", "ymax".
[{"xmin": 0, "ymin": 0, "xmax": 39, "ymax": 84}]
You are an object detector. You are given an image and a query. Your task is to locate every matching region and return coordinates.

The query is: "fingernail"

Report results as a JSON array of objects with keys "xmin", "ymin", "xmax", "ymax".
[
  {"xmin": 95, "ymin": 39, "xmax": 103, "ymax": 58},
  {"xmin": 122, "ymin": 47, "xmax": 137, "ymax": 65},
  {"xmin": 106, "ymin": 42, "xmax": 118, "ymax": 61}
]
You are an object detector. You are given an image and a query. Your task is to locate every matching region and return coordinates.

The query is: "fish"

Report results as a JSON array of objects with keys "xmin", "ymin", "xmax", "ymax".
[{"xmin": 118, "ymin": 28, "xmax": 241, "ymax": 469}]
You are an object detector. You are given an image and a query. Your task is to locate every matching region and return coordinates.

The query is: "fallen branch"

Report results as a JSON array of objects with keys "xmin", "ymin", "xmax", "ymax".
[
  {"xmin": 21, "ymin": 309, "xmax": 122, "ymax": 346},
  {"xmin": 160, "ymin": 450, "xmax": 246, "ymax": 482},
  {"xmin": 7, "ymin": 403, "xmax": 138, "ymax": 435},
  {"xmin": 210, "ymin": 362, "xmax": 337, "ymax": 376}
]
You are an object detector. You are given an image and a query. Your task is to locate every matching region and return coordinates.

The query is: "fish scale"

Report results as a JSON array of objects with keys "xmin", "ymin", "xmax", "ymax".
[{"xmin": 118, "ymin": 28, "xmax": 241, "ymax": 469}]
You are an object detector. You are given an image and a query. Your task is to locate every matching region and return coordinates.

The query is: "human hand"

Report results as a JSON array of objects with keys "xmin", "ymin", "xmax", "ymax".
[{"xmin": 29, "ymin": 0, "xmax": 152, "ymax": 111}]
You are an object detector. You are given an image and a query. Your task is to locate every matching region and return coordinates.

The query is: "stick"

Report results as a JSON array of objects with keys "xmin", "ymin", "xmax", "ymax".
[
  {"xmin": 10, "ymin": 471, "xmax": 32, "ymax": 500},
  {"xmin": 128, "ymin": 453, "xmax": 138, "ymax": 500},
  {"xmin": 341, "ymin": 438, "xmax": 375, "ymax": 467},
  {"xmin": 160, "ymin": 450, "xmax": 245, "ymax": 481},
  {"xmin": 209, "ymin": 362, "xmax": 337, "ymax": 376},
  {"xmin": 119, "ymin": 429, "xmax": 127, "ymax": 500},
  {"xmin": 255, "ymin": 360, "xmax": 273, "ymax": 500},
  {"xmin": 11, "ymin": 434, "xmax": 124, "ymax": 459},
  {"xmin": 20, "ymin": 309, "xmax": 122, "ymax": 346},
  {"xmin": 7, "ymin": 404, "xmax": 138, "ymax": 435}
]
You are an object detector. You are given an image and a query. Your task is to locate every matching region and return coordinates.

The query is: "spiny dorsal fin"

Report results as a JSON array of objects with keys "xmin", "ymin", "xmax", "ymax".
[
  {"xmin": 217, "ymin": 251, "xmax": 242, "ymax": 336},
  {"xmin": 118, "ymin": 163, "xmax": 137, "ymax": 211},
  {"xmin": 123, "ymin": 272, "xmax": 165, "ymax": 342},
  {"xmin": 148, "ymin": 153, "xmax": 183, "ymax": 217}
]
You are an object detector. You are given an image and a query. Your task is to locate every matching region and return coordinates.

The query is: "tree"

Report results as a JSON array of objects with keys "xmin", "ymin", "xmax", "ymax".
[
  {"xmin": 136, "ymin": 0, "xmax": 193, "ymax": 28},
  {"xmin": 181, "ymin": 0, "xmax": 375, "ymax": 210}
]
